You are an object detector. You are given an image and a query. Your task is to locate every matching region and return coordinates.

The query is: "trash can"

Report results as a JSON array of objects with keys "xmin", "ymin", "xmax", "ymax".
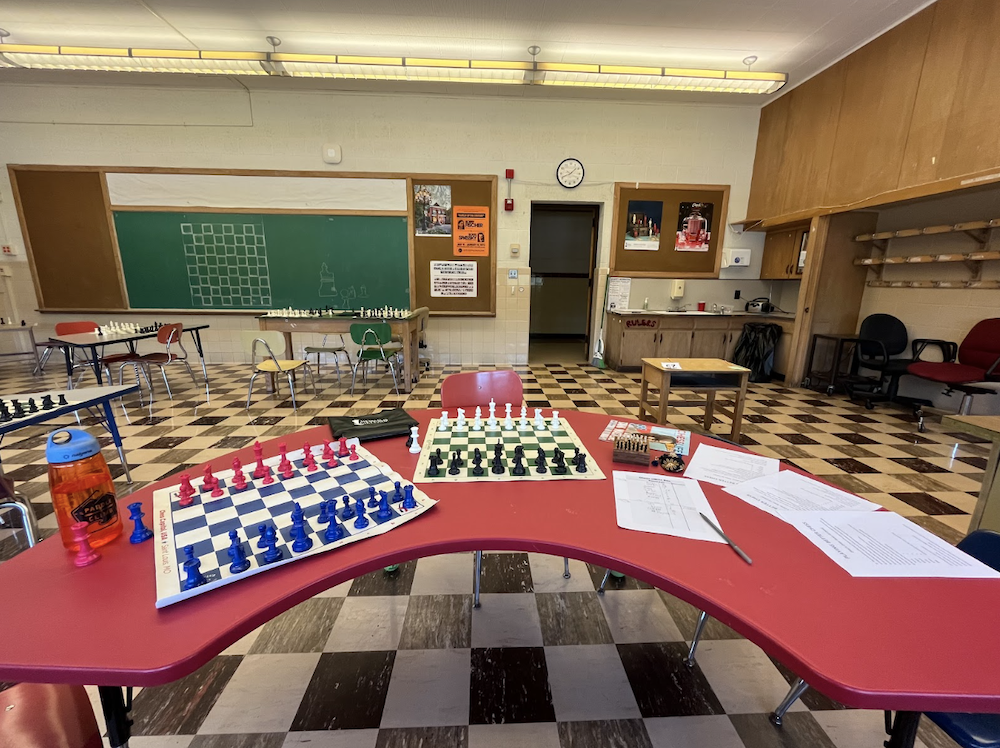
[{"xmin": 732, "ymin": 323, "xmax": 783, "ymax": 382}]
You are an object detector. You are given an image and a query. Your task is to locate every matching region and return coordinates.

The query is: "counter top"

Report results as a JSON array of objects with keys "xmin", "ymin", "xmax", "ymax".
[{"xmin": 610, "ymin": 309, "xmax": 795, "ymax": 320}]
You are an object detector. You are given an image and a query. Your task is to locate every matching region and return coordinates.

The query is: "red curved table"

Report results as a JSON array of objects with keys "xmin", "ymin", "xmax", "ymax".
[{"xmin": 0, "ymin": 410, "xmax": 997, "ymax": 747}]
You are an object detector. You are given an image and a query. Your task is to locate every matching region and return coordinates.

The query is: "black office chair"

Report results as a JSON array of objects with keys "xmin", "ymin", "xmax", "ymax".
[{"xmin": 846, "ymin": 314, "xmax": 913, "ymax": 409}]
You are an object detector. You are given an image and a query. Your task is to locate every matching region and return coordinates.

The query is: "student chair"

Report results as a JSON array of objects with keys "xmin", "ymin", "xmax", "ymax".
[
  {"xmin": 245, "ymin": 331, "xmax": 317, "ymax": 411},
  {"xmin": 846, "ymin": 314, "xmax": 914, "ymax": 408},
  {"xmin": 304, "ymin": 334, "xmax": 352, "ymax": 385},
  {"xmin": 0, "ymin": 683, "xmax": 103, "ymax": 748},
  {"xmin": 415, "ymin": 306, "xmax": 432, "ymax": 372},
  {"xmin": 134, "ymin": 323, "xmax": 203, "ymax": 400},
  {"xmin": 919, "ymin": 530, "xmax": 1000, "ymax": 748},
  {"xmin": 440, "ymin": 371, "xmax": 570, "ymax": 607},
  {"xmin": 349, "ymin": 323, "xmax": 399, "ymax": 396},
  {"xmin": 906, "ymin": 318, "xmax": 1000, "ymax": 431}
]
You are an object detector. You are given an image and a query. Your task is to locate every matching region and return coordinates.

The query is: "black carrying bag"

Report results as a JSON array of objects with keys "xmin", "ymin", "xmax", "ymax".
[
  {"xmin": 327, "ymin": 408, "xmax": 418, "ymax": 441},
  {"xmin": 732, "ymin": 323, "xmax": 783, "ymax": 382}
]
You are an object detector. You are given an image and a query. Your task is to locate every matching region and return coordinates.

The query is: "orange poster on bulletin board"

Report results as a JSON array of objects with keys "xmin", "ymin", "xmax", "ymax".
[{"xmin": 453, "ymin": 206, "xmax": 490, "ymax": 257}]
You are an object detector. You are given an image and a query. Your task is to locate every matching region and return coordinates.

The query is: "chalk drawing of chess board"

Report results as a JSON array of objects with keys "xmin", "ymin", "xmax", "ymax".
[
  {"xmin": 153, "ymin": 444, "xmax": 435, "ymax": 608},
  {"xmin": 412, "ymin": 417, "xmax": 606, "ymax": 483},
  {"xmin": 181, "ymin": 221, "xmax": 272, "ymax": 308}
]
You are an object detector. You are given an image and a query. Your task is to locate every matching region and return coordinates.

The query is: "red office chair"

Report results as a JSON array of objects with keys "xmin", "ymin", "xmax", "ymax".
[
  {"xmin": 440, "ymin": 370, "xmax": 523, "ymax": 409},
  {"xmin": 907, "ymin": 319, "xmax": 1000, "ymax": 431},
  {"xmin": 440, "ymin": 370, "xmax": 563, "ymax": 608}
]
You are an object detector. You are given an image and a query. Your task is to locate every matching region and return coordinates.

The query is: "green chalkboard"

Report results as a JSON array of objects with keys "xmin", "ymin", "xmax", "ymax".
[{"xmin": 112, "ymin": 211, "xmax": 410, "ymax": 310}]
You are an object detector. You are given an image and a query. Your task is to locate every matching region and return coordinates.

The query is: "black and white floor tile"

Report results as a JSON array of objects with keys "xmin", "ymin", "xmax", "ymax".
[{"xmin": 0, "ymin": 357, "xmax": 975, "ymax": 747}]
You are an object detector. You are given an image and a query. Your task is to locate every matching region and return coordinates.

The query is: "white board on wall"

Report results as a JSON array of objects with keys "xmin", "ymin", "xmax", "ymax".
[{"xmin": 106, "ymin": 173, "xmax": 407, "ymax": 212}]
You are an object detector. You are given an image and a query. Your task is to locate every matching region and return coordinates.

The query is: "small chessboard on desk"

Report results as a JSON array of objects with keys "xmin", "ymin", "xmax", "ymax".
[
  {"xmin": 153, "ymin": 442, "xmax": 435, "ymax": 608},
  {"xmin": 413, "ymin": 415, "xmax": 606, "ymax": 483}
]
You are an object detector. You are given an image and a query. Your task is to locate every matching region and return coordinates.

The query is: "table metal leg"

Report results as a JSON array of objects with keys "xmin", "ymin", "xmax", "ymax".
[
  {"xmin": 102, "ymin": 400, "xmax": 133, "ymax": 485},
  {"xmin": 89, "ymin": 345, "xmax": 104, "ymax": 385},
  {"xmin": 98, "ymin": 685, "xmax": 133, "ymax": 748},
  {"xmin": 884, "ymin": 711, "xmax": 920, "ymax": 748},
  {"xmin": 61, "ymin": 345, "xmax": 74, "ymax": 389},
  {"xmin": 769, "ymin": 677, "xmax": 809, "ymax": 726},
  {"xmin": 190, "ymin": 329, "xmax": 210, "ymax": 399},
  {"xmin": 473, "ymin": 550, "xmax": 483, "ymax": 608},
  {"xmin": 28, "ymin": 327, "xmax": 41, "ymax": 376}
]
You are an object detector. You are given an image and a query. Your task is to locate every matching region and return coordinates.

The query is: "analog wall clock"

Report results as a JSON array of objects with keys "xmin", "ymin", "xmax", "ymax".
[{"xmin": 556, "ymin": 158, "xmax": 585, "ymax": 188}]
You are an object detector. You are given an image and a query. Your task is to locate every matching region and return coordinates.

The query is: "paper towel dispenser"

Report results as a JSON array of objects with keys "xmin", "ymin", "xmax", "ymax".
[{"xmin": 721, "ymin": 248, "xmax": 751, "ymax": 269}]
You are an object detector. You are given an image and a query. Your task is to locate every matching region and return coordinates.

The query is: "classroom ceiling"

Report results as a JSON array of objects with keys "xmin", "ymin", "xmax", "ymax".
[{"xmin": 0, "ymin": 0, "xmax": 935, "ymax": 96}]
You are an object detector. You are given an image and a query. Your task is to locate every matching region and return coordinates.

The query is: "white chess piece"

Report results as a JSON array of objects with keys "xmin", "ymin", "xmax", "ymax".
[
  {"xmin": 534, "ymin": 408, "xmax": 546, "ymax": 431},
  {"xmin": 439, "ymin": 411, "xmax": 450, "ymax": 431},
  {"xmin": 408, "ymin": 425, "xmax": 422, "ymax": 454},
  {"xmin": 550, "ymin": 410, "xmax": 561, "ymax": 430},
  {"xmin": 519, "ymin": 405, "xmax": 529, "ymax": 431},
  {"xmin": 455, "ymin": 408, "xmax": 467, "ymax": 431},
  {"xmin": 504, "ymin": 403, "xmax": 514, "ymax": 431},
  {"xmin": 487, "ymin": 399, "xmax": 498, "ymax": 428},
  {"xmin": 473, "ymin": 406, "xmax": 483, "ymax": 431}
]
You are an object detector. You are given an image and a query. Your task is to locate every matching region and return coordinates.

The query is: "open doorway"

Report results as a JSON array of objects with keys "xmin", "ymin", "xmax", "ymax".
[{"xmin": 528, "ymin": 204, "xmax": 599, "ymax": 364}]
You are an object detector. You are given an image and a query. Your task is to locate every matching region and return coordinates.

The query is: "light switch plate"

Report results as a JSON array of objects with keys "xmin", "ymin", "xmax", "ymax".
[{"xmin": 508, "ymin": 269, "xmax": 518, "ymax": 279}]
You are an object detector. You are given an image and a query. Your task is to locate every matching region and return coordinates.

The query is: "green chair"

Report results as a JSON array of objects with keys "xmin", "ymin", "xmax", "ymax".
[
  {"xmin": 349, "ymin": 323, "xmax": 399, "ymax": 395},
  {"xmin": 303, "ymin": 334, "xmax": 352, "ymax": 385}
]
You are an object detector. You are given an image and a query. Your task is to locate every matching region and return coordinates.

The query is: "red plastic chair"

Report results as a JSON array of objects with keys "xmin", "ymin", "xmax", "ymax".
[
  {"xmin": 440, "ymin": 370, "xmax": 523, "ymax": 409},
  {"xmin": 136, "ymin": 323, "xmax": 202, "ymax": 400},
  {"xmin": 907, "ymin": 318, "xmax": 1000, "ymax": 431},
  {"xmin": 0, "ymin": 683, "xmax": 102, "ymax": 748}
]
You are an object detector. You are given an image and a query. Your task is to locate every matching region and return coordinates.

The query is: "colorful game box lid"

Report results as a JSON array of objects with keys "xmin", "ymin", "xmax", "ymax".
[{"xmin": 599, "ymin": 420, "xmax": 690, "ymax": 456}]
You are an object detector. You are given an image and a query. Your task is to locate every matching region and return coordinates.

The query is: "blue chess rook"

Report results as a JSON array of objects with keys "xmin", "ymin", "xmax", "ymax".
[{"xmin": 181, "ymin": 545, "xmax": 206, "ymax": 590}]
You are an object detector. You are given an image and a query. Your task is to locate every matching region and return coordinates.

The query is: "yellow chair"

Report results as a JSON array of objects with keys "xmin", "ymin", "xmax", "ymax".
[{"xmin": 245, "ymin": 331, "xmax": 316, "ymax": 411}]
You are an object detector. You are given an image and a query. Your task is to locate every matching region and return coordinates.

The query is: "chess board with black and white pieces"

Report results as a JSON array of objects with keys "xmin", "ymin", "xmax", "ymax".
[
  {"xmin": 0, "ymin": 393, "xmax": 68, "ymax": 423},
  {"xmin": 153, "ymin": 438, "xmax": 436, "ymax": 608},
  {"xmin": 95, "ymin": 321, "xmax": 164, "ymax": 336},
  {"xmin": 410, "ymin": 403, "xmax": 606, "ymax": 483}
]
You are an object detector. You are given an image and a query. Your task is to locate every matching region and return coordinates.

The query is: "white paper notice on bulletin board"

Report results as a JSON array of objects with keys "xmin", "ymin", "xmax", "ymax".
[
  {"xmin": 607, "ymin": 277, "xmax": 631, "ymax": 310},
  {"xmin": 430, "ymin": 261, "xmax": 478, "ymax": 297}
]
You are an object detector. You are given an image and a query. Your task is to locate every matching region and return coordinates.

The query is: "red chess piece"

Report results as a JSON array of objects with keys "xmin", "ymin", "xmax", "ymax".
[
  {"xmin": 71, "ymin": 522, "xmax": 100, "ymax": 567},
  {"xmin": 232, "ymin": 458, "xmax": 247, "ymax": 490},
  {"xmin": 322, "ymin": 439, "xmax": 334, "ymax": 461},
  {"xmin": 348, "ymin": 444, "xmax": 359, "ymax": 461},
  {"xmin": 202, "ymin": 465, "xmax": 216, "ymax": 490},
  {"xmin": 252, "ymin": 441, "xmax": 267, "ymax": 479},
  {"xmin": 337, "ymin": 437, "xmax": 349, "ymax": 458},
  {"xmin": 178, "ymin": 473, "xmax": 195, "ymax": 507},
  {"xmin": 302, "ymin": 442, "xmax": 318, "ymax": 472},
  {"xmin": 278, "ymin": 443, "xmax": 292, "ymax": 474},
  {"xmin": 261, "ymin": 466, "xmax": 275, "ymax": 485}
]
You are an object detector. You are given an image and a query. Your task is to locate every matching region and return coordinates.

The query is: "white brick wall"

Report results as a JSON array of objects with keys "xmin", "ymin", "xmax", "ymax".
[{"xmin": 0, "ymin": 83, "xmax": 761, "ymax": 365}]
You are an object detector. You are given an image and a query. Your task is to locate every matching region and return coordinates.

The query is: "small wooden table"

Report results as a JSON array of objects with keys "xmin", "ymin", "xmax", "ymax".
[
  {"xmin": 639, "ymin": 357, "xmax": 751, "ymax": 440},
  {"xmin": 942, "ymin": 414, "xmax": 1000, "ymax": 532}
]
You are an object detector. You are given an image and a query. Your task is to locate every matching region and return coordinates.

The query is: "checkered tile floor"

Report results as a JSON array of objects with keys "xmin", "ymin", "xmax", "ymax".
[{"xmin": 0, "ymin": 357, "xmax": 977, "ymax": 748}]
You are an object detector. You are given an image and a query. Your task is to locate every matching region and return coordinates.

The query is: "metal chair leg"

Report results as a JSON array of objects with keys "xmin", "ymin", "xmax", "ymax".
[
  {"xmin": 769, "ymin": 677, "xmax": 809, "ymax": 726},
  {"xmin": 287, "ymin": 372, "xmax": 298, "ymax": 411},
  {"xmin": 597, "ymin": 568, "xmax": 612, "ymax": 594},
  {"xmin": 160, "ymin": 367, "xmax": 173, "ymax": 399},
  {"xmin": 246, "ymin": 371, "xmax": 259, "ymax": 409},
  {"xmin": 387, "ymin": 359, "xmax": 400, "ymax": 396},
  {"xmin": 473, "ymin": 550, "xmax": 483, "ymax": 608},
  {"xmin": 350, "ymin": 359, "xmax": 363, "ymax": 394},
  {"xmin": 563, "ymin": 557, "xmax": 571, "ymax": 579},
  {"xmin": 0, "ymin": 493, "xmax": 39, "ymax": 548},
  {"xmin": 685, "ymin": 610, "xmax": 710, "ymax": 667}
]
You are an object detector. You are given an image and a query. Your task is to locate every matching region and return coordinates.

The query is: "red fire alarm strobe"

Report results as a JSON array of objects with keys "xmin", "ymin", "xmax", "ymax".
[
  {"xmin": 504, "ymin": 198, "xmax": 514, "ymax": 211},
  {"xmin": 505, "ymin": 168, "xmax": 514, "ymax": 179}
]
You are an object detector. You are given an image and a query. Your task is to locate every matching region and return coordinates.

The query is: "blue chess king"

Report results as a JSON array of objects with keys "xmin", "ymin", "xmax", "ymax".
[{"xmin": 128, "ymin": 501, "xmax": 153, "ymax": 544}]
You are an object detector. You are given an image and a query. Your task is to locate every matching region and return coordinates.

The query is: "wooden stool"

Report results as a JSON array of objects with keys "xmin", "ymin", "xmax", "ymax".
[{"xmin": 638, "ymin": 358, "xmax": 750, "ymax": 440}]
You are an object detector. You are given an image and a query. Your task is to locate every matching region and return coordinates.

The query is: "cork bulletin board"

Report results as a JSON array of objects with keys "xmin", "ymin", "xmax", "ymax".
[
  {"xmin": 610, "ymin": 182, "xmax": 730, "ymax": 278},
  {"xmin": 409, "ymin": 175, "xmax": 497, "ymax": 316}
]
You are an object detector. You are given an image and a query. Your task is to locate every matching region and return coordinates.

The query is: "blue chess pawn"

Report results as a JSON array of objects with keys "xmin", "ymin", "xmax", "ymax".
[
  {"xmin": 227, "ymin": 530, "xmax": 251, "ymax": 573},
  {"xmin": 402, "ymin": 485, "xmax": 417, "ymax": 510},
  {"xmin": 393, "ymin": 481, "xmax": 403, "ymax": 503},
  {"xmin": 353, "ymin": 498, "xmax": 369, "ymax": 529},
  {"xmin": 341, "ymin": 496, "xmax": 355, "ymax": 520},
  {"xmin": 262, "ymin": 525, "xmax": 283, "ymax": 564},
  {"xmin": 128, "ymin": 501, "xmax": 153, "ymax": 544},
  {"xmin": 367, "ymin": 485, "xmax": 379, "ymax": 508},
  {"xmin": 318, "ymin": 500, "xmax": 330, "ymax": 524},
  {"xmin": 256, "ymin": 523, "xmax": 269, "ymax": 549},
  {"xmin": 324, "ymin": 501, "xmax": 345, "ymax": 542},
  {"xmin": 181, "ymin": 545, "xmax": 206, "ymax": 590},
  {"xmin": 376, "ymin": 492, "xmax": 392, "ymax": 521}
]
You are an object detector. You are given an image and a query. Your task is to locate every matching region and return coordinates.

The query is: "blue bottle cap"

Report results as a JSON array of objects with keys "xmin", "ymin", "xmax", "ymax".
[{"xmin": 46, "ymin": 428, "xmax": 101, "ymax": 464}]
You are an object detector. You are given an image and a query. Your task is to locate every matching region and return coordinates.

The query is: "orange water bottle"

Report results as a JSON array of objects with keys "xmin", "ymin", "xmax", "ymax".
[{"xmin": 47, "ymin": 428, "xmax": 122, "ymax": 551}]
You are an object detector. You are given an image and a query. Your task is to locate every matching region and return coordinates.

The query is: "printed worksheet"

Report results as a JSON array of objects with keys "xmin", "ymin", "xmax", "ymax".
[
  {"xmin": 613, "ymin": 471, "xmax": 724, "ymax": 542},
  {"xmin": 785, "ymin": 511, "xmax": 1000, "ymax": 579},
  {"xmin": 726, "ymin": 469, "xmax": 879, "ymax": 520},
  {"xmin": 683, "ymin": 444, "xmax": 779, "ymax": 487}
]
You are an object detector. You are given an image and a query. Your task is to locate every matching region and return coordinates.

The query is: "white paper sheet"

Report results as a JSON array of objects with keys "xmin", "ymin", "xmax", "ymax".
[
  {"xmin": 726, "ymin": 469, "xmax": 879, "ymax": 519},
  {"xmin": 785, "ymin": 511, "xmax": 1000, "ymax": 579},
  {"xmin": 613, "ymin": 471, "xmax": 724, "ymax": 542},
  {"xmin": 683, "ymin": 444, "xmax": 779, "ymax": 487}
]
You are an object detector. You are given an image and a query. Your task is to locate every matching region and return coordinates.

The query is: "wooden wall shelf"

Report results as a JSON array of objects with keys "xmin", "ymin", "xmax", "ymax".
[
  {"xmin": 867, "ymin": 280, "xmax": 1000, "ymax": 289},
  {"xmin": 855, "ymin": 218, "xmax": 1000, "ymax": 243},
  {"xmin": 856, "ymin": 250, "xmax": 1000, "ymax": 267}
]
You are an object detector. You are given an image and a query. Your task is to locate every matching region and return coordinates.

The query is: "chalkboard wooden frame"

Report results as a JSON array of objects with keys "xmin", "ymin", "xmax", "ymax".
[
  {"xmin": 9, "ymin": 165, "xmax": 496, "ymax": 317},
  {"xmin": 609, "ymin": 181, "xmax": 730, "ymax": 279}
]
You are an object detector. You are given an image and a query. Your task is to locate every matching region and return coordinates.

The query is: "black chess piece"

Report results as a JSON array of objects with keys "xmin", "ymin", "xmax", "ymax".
[
  {"xmin": 491, "ymin": 454, "xmax": 505, "ymax": 474},
  {"xmin": 57, "ymin": 394, "xmax": 68, "ymax": 406},
  {"xmin": 41, "ymin": 394, "xmax": 54, "ymax": 410},
  {"xmin": 11, "ymin": 399, "xmax": 24, "ymax": 418},
  {"xmin": 0, "ymin": 403, "xmax": 11, "ymax": 423},
  {"xmin": 512, "ymin": 453, "xmax": 526, "ymax": 476},
  {"xmin": 454, "ymin": 449, "xmax": 464, "ymax": 467},
  {"xmin": 27, "ymin": 398, "xmax": 38, "ymax": 413},
  {"xmin": 494, "ymin": 441, "xmax": 503, "ymax": 459},
  {"xmin": 575, "ymin": 453, "xmax": 588, "ymax": 473},
  {"xmin": 472, "ymin": 448, "xmax": 484, "ymax": 476},
  {"xmin": 553, "ymin": 455, "xmax": 568, "ymax": 475},
  {"xmin": 448, "ymin": 456, "xmax": 461, "ymax": 475},
  {"xmin": 534, "ymin": 447, "xmax": 547, "ymax": 474},
  {"xmin": 571, "ymin": 448, "xmax": 581, "ymax": 466},
  {"xmin": 427, "ymin": 459, "xmax": 440, "ymax": 477}
]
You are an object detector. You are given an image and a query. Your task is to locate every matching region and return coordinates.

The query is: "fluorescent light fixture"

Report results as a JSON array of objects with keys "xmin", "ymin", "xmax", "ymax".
[{"xmin": 0, "ymin": 44, "xmax": 787, "ymax": 93}]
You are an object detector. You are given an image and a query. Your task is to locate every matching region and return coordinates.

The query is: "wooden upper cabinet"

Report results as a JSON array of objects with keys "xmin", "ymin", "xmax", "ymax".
[
  {"xmin": 760, "ymin": 226, "xmax": 806, "ymax": 280},
  {"xmin": 746, "ymin": 95, "xmax": 791, "ymax": 222}
]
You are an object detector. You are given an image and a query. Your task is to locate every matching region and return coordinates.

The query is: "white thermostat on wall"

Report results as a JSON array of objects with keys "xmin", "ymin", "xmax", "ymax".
[{"xmin": 722, "ymin": 248, "xmax": 751, "ymax": 268}]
